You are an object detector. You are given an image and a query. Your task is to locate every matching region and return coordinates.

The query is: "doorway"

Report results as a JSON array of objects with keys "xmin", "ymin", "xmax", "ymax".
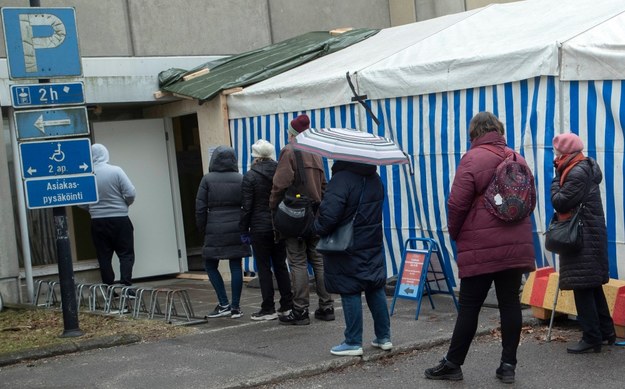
[{"xmin": 171, "ymin": 114, "xmax": 205, "ymax": 271}]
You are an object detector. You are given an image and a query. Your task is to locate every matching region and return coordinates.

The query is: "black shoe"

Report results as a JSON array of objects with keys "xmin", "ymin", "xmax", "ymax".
[
  {"xmin": 603, "ymin": 333, "xmax": 617, "ymax": 345},
  {"xmin": 250, "ymin": 310, "xmax": 278, "ymax": 321},
  {"xmin": 278, "ymin": 309, "xmax": 310, "ymax": 325},
  {"xmin": 496, "ymin": 361, "xmax": 516, "ymax": 384},
  {"xmin": 567, "ymin": 340, "xmax": 601, "ymax": 354},
  {"xmin": 424, "ymin": 358, "xmax": 463, "ymax": 381},
  {"xmin": 314, "ymin": 307, "xmax": 335, "ymax": 321}
]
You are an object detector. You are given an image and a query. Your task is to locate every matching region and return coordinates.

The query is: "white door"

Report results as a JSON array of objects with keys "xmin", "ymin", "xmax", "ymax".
[{"xmin": 93, "ymin": 119, "xmax": 181, "ymax": 278}]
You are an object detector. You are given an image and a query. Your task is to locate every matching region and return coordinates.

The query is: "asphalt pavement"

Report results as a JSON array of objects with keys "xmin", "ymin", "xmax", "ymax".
[{"xmin": 0, "ymin": 275, "xmax": 621, "ymax": 388}]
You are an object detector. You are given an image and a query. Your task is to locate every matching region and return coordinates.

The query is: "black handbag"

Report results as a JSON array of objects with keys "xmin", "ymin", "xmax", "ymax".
[
  {"xmin": 273, "ymin": 151, "xmax": 314, "ymax": 238},
  {"xmin": 544, "ymin": 205, "xmax": 583, "ymax": 254},
  {"xmin": 316, "ymin": 178, "xmax": 365, "ymax": 255}
]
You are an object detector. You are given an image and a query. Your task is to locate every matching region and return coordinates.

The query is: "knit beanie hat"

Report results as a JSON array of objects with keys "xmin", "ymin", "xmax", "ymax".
[
  {"xmin": 251, "ymin": 139, "xmax": 276, "ymax": 160},
  {"xmin": 553, "ymin": 133, "xmax": 584, "ymax": 154},
  {"xmin": 288, "ymin": 114, "xmax": 310, "ymax": 136}
]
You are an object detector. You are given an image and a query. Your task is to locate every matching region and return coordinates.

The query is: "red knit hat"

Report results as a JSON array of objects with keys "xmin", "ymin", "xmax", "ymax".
[
  {"xmin": 553, "ymin": 133, "xmax": 584, "ymax": 154},
  {"xmin": 288, "ymin": 114, "xmax": 310, "ymax": 136}
]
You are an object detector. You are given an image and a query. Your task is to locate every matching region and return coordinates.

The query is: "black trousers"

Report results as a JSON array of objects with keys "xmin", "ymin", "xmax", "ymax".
[
  {"xmin": 573, "ymin": 286, "xmax": 614, "ymax": 344},
  {"xmin": 446, "ymin": 269, "xmax": 524, "ymax": 366},
  {"xmin": 91, "ymin": 216, "xmax": 135, "ymax": 286},
  {"xmin": 251, "ymin": 231, "xmax": 293, "ymax": 312}
]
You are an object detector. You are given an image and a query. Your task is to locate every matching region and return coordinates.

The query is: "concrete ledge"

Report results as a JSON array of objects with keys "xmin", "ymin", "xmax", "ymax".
[{"xmin": 0, "ymin": 333, "xmax": 141, "ymax": 367}]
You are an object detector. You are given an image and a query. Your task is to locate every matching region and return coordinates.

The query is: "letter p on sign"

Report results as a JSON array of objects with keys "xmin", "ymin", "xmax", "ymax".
[{"xmin": 2, "ymin": 7, "xmax": 82, "ymax": 79}]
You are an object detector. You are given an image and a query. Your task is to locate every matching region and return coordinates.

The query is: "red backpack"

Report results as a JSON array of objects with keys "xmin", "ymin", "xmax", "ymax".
[{"xmin": 479, "ymin": 145, "xmax": 536, "ymax": 222}]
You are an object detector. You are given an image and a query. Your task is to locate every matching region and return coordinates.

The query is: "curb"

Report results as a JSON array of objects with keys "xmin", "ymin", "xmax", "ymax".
[
  {"xmin": 230, "ymin": 317, "xmax": 543, "ymax": 389},
  {"xmin": 0, "ymin": 333, "xmax": 141, "ymax": 367}
]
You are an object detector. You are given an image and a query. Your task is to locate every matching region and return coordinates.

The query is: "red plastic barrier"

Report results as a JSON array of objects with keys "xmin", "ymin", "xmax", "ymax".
[{"xmin": 529, "ymin": 267, "xmax": 555, "ymax": 308}]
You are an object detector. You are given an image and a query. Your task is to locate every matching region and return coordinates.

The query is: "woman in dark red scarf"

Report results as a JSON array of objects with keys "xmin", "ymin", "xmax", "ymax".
[{"xmin": 550, "ymin": 133, "xmax": 615, "ymax": 353}]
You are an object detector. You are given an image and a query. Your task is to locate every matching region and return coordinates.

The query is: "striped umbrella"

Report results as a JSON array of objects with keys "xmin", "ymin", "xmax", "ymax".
[{"xmin": 292, "ymin": 127, "xmax": 409, "ymax": 165}]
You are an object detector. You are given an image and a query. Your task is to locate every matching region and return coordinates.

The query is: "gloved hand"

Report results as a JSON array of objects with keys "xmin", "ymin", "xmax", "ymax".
[{"xmin": 240, "ymin": 232, "xmax": 252, "ymax": 245}]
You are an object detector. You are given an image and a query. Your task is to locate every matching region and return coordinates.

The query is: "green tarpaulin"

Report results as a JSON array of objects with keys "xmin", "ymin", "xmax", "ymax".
[{"xmin": 160, "ymin": 29, "xmax": 379, "ymax": 103}]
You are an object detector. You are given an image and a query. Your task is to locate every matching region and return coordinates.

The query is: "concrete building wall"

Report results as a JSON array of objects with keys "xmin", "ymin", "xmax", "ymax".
[
  {"xmin": 125, "ymin": 0, "xmax": 272, "ymax": 56},
  {"xmin": 467, "ymin": 0, "xmax": 519, "ymax": 10},
  {"xmin": 268, "ymin": 0, "xmax": 391, "ymax": 43},
  {"xmin": 390, "ymin": 0, "xmax": 417, "ymax": 26},
  {"xmin": 415, "ymin": 0, "xmax": 466, "ymax": 21}
]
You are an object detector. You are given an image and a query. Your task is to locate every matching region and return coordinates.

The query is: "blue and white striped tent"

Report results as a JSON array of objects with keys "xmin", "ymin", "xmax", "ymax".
[{"xmin": 228, "ymin": 0, "xmax": 625, "ymax": 281}]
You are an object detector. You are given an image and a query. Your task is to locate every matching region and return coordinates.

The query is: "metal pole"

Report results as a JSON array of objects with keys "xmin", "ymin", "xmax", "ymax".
[
  {"xmin": 53, "ymin": 207, "xmax": 83, "ymax": 337},
  {"xmin": 546, "ymin": 282, "xmax": 560, "ymax": 342}
]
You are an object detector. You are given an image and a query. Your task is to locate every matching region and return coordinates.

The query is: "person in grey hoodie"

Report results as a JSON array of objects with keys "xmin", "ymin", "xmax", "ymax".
[
  {"xmin": 83, "ymin": 143, "xmax": 136, "ymax": 286},
  {"xmin": 196, "ymin": 146, "xmax": 251, "ymax": 319}
]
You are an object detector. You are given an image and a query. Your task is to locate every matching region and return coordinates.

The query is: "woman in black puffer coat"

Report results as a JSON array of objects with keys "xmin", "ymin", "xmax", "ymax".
[
  {"xmin": 313, "ymin": 161, "xmax": 391, "ymax": 356},
  {"xmin": 196, "ymin": 146, "xmax": 251, "ymax": 319},
  {"xmin": 550, "ymin": 133, "xmax": 614, "ymax": 354},
  {"xmin": 240, "ymin": 140, "xmax": 293, "ymax": 320}
]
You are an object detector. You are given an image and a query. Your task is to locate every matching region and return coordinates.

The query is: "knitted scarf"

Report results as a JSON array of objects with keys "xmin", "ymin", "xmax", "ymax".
[{"xmin": 554, "ymin": 152, "xmax": 587, "ymax": 186}]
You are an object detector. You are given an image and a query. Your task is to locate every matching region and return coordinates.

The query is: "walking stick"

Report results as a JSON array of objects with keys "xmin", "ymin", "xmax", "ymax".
[{"xmin": 546, "ymin": 281, "xmax": 560, "ymax": 342}]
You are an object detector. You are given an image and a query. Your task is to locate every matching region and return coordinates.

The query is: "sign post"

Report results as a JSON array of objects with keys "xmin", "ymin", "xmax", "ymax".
[{"xmin": 2, "ymin": 6, "xmax": 88, "ymax": 337}]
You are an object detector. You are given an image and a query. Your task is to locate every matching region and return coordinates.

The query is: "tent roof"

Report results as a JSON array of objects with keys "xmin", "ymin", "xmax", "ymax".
[
  {"xmin": 228, "ymin": 0, "xmax": 625, "ymax": 119},
  {"xmin": 160, "ymin": 29, "xmax": 378, "ymax": 103}
]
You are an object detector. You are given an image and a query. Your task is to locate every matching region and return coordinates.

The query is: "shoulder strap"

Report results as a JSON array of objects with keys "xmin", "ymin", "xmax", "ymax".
[
  {"xmin": 352, "ymin": 177, "xmax": 366, "ymax": 221},
  {"xmin": 293, "ymin": 150, "xmax": 309, "ymax": 197}
]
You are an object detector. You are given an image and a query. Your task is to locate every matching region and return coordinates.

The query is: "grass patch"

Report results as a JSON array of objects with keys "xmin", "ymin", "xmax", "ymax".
[{"xmin": 0, "ymin": 307, "xmax": 197, "ymax": 354}]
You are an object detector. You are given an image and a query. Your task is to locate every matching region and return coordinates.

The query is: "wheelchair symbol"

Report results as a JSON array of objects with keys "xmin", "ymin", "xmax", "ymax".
[{"xmin": 49, "ymin": 143, "xmax": 65, "ymax": 162}]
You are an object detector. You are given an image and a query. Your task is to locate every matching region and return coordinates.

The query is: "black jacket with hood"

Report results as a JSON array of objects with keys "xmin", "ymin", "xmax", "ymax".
[
  {"xmin": 240, "ymin": 160, "xmax": 277, "ymax": 236},
  {"xmin": 196, "ymin": 146, "xmax": 251, "ymax": 260},
  {"xmin": 550, "ymin": 157, "xmax": 609, "ymax": 290},
  {"xmin": 313, "ymin": 161, "xmax": 387, "ymax": 294}
]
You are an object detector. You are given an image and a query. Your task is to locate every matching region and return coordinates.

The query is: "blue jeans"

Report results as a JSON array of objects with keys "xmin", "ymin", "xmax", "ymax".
[
  {"xmin": 340, "ymin": 286, "xmax": 391, "ymax": 346},
  {"xmin": 204, "ymin": 258, "xmax": 243, "ymax": 309}
]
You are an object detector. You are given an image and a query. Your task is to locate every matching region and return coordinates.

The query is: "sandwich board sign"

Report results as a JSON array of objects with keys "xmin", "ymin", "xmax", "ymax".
[{"xmin": 390, "ymin": 238, "xmax": 459, "ymax": 319}]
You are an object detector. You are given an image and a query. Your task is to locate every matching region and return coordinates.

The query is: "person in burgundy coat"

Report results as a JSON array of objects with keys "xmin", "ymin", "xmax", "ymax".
[{"xmin": 425, "ymin": 112, "xmax": 536, "ymax": 384}]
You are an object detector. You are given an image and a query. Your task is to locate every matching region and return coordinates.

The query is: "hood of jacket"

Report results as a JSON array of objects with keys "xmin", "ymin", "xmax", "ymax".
[
  {"xmin": 331, "ymin": 160, "xmax": 377, "ymax": 176},
  {"xmin": 91, "ymin": 143, "xmax": 109, "ymax": 166},
  {"xmin": 209, "ymin": 146, "xmax": 238, "ymax": 173},
  {"xmin": 470, "ymin": 130, "xmax": 507, "ymax": 149},
  {"xmin": 251, "ymin": 160, "xmax": 277, "ymax": 181}
]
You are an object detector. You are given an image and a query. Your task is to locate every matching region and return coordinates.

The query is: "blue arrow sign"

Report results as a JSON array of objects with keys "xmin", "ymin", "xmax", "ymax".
[
  {"xmin": 1, "ymin": 7, "xmax": 81, "ymax": 79},
  {"xmin": 11, "ymin": 82, "xmax": 85, "ymax": 108},
  {"xmin": 24, "ymin": 174, "xmax": 98, "ymax": 209},
  {"xmin": 19, "ymin": 138, "xmax": 93, "ymax": 179},
  {"xmin": 14, "ymin": 107, "xmax": 89, "ymax": 140}
]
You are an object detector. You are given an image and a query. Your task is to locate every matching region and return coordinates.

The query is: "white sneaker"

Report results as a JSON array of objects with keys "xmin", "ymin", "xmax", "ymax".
[
  {"xmin": 331, "ymin": 343, "xmax": 364, "ymax": 356},
  {"xmin": 371, "ymin": 338, "xmax": 393, "ymax": 351}
]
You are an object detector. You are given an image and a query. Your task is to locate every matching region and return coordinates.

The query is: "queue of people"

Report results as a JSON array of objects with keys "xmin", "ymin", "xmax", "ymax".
[{"xmin": 189, "ymin": 111, "xmax": 617, "ymax": 381}]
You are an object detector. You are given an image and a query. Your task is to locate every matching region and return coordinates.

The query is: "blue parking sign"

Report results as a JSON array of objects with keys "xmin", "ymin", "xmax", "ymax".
[{"xmin": 1, "ymin": 7, "xmax": 81, "ymax": 79}]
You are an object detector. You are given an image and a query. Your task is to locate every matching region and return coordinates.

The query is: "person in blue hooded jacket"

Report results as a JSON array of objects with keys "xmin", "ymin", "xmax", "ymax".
[{"xmin": 313, "ymin": 160, "xmax": 391, "ymax": 356}]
